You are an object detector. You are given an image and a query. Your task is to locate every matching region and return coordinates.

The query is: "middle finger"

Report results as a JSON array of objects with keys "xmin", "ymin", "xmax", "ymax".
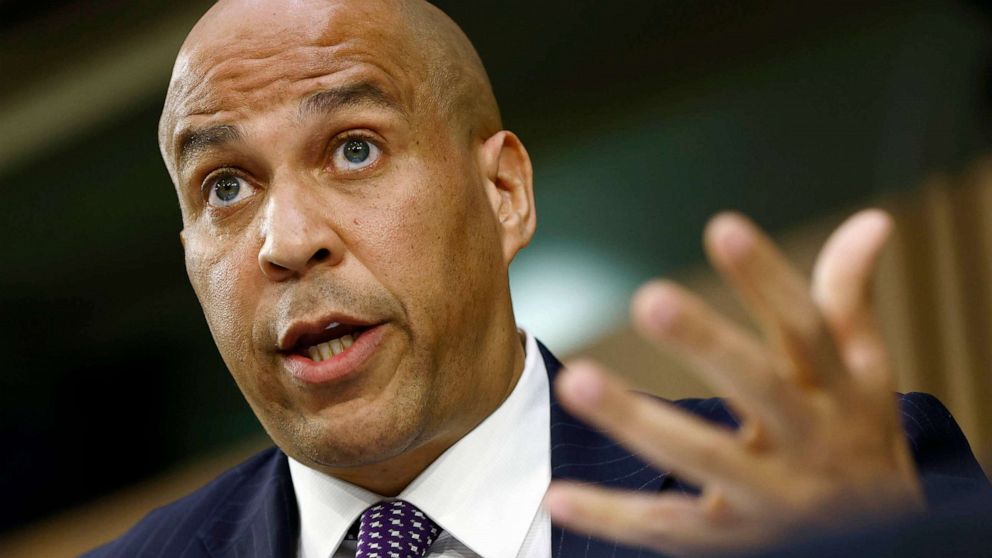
[{"xmin": 704, "ymin": 212, "xmax": 847, "ymax": 388}]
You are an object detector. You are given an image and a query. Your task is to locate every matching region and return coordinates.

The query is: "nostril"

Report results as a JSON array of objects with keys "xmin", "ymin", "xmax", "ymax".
[{"xmin": 312, "ymin": 248, "xmax": 331, "ymax": 262}]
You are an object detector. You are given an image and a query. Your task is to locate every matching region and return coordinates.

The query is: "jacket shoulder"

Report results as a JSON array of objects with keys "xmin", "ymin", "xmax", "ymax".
[
  {"xmin": 82, "ymin": 447, "xmax": 287, "ymax": 558},
  {"xmin": 896, "ymin": 392, "xmax": 991, "ymax": 503}
]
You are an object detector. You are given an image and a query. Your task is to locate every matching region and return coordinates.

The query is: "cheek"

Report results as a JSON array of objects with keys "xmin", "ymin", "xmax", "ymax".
[
  {"xmin": 352, "ymin": 164, "xmax": 447, "ymax": 273},
  {"xmin": 184, "ymin": 230, "xmax": 262, "ymax": 373},
  {"xmin": 348, "ymin": 156, "xmax": 498, "ymax": 330}
]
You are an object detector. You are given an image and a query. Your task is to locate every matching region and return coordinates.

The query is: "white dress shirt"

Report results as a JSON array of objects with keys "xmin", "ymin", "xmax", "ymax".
[{"xmin": 289, "ymin": 330, "xmax": 552, "ymax": 558}]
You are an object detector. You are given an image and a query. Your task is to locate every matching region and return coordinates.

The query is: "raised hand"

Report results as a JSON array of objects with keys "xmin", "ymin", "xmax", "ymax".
[{"xmin": 544, "ymin": 209, "xmax": 924, "ymax": 556}]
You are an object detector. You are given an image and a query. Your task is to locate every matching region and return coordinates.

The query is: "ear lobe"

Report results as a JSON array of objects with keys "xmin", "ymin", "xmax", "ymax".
[{"xmin": 479, "ymin": 130, "xmax": 537, "ymax": 264}]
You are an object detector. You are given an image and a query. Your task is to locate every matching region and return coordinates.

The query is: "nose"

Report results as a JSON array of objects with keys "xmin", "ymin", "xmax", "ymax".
[{"xmin": 258, "ymin": 179, "xmax": 345, "ymax": 281}]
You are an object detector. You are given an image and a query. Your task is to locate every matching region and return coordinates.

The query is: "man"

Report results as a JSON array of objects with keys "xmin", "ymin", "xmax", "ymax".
[{"xmin": 86, "ymin": 0, "xmax": 989, "ymax": 557}]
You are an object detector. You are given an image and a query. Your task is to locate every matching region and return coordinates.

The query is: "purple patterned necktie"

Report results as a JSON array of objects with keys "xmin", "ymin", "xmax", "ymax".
[{"xmin": 355, "ymin": 500, "xmax": 441, "ymax": 558}]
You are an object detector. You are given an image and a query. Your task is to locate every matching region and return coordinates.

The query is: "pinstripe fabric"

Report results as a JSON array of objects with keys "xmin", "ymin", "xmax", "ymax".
[
  {"xmin": 85, "ymin": 342, "xmax": 990, "ymax": 558},
  {"xmin": 542, "ymin": 343, "xmax": 669, "ymax": 558},
  {"xmin": 83, "ymin": 446, "xmax": 299, "ymax": 557}
]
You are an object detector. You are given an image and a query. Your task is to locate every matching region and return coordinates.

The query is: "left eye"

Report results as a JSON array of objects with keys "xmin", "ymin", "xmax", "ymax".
[
  {"xmin": 332, "ymin": 138, "xmax": 381, "ymax": 171},
  {"xmin": 206, "ymin": 174, "xmax": 255, "ymax": 207}
]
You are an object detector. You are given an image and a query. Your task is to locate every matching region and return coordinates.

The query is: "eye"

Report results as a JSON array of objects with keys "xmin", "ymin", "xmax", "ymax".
[
  {"xmin": 332, "ymin": 137, "xmax": 381, "ymax": 172},
  {"xmin": 205, "ymin": 174, "xmax": 255, "ymax": 207}
]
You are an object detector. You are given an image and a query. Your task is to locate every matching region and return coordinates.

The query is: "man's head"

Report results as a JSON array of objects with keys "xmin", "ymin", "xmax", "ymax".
[{"xmin": 159, "ymin": 0, "xmax": 536, "ymax": 492}]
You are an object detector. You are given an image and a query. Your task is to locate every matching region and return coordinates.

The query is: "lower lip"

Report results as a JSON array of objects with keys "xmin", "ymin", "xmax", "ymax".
[{"xmin": 282, "ymin": 325, "xmax": 386, "ymax": 385}]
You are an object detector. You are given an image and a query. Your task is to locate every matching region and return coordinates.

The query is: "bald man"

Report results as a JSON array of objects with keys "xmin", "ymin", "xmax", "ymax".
[{"xmin": 86, "ymin": 1, "xmax": 989, "ymax": 557}]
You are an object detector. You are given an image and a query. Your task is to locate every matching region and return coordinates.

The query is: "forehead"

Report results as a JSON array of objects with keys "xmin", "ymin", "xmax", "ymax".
[{"xmin": 163, "ymin": 0, "xmax": 423, "ymax": 148}]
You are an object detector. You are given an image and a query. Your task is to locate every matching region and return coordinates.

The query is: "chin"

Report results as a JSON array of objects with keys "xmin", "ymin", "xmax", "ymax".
[
  {"xmin": 270, "ymin": 392, "xmax": 429, "ymax": 469},
  {"xmin": 307, "ymin": 426, "xmax": 422, "ymax": 470}
]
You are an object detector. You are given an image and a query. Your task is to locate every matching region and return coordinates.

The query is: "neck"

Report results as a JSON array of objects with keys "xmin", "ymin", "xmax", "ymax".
[{"xmin": 326, "ymin": 325, "xmax": 528, "ymax": 496}]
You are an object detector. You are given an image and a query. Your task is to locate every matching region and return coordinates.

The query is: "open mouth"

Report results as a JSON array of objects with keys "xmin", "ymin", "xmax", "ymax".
[{"xmin": 288, "ymin": 322, "xmax": 373, "ymax": 362}]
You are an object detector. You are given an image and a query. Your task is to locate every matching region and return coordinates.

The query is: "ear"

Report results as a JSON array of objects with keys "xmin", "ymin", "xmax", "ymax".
[
  {"xmin": 179, "ymin": 230, "xmax": 187, "ymax": 249},
  {"xmin": 478, "ymin": 130, "xmax": 537, "ymax": 264}
]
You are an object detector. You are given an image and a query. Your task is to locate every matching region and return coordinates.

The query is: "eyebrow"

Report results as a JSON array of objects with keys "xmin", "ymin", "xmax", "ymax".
[
  {"xmin": 174, "ymin": 82, "xmax": 403, "ymax": 172},
  {"xmin": 176, "ymin": 124, "xmax": 244, "ymax": 172},
  {"xmin": 300, "ymin": 82, "xmax": 405, "ymax": 118}
]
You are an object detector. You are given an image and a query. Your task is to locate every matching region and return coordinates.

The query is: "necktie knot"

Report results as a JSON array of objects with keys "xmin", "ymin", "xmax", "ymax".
[{"xmin": 355, "ymin": 500, "xmax": 440, "ymax": 558}]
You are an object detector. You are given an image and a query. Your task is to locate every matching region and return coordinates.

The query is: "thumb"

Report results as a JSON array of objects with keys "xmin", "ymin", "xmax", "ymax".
[{"xmin": 811, "ymin": 209, "xmax": 894, "ymax": 388}]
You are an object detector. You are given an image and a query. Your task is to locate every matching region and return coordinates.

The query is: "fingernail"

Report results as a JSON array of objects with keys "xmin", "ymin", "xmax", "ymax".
[
  {"xmin": 633, "ymin": 281, "xmax": 682, "ymax": 334},
  {"xmin": 712, "ymin": 214, "xmax": 754, "ymax": 261},
  {"xmin": 544, "ymin": 487, "xmax": 574, "ymax": 521},
  {"xmin": 721, "ymin": 227, "xmax": 752, "ymax": 261},
  {"xmin": 561, "ymin": 364, "xmax": 604, "ymax": 407},
  {"xmin": 859, "ymin": 209, "xmax": 892, "ymax": 236},
  {"xmin": 650, "ymin": 290, "xmax": 680, "ymax": 332}
]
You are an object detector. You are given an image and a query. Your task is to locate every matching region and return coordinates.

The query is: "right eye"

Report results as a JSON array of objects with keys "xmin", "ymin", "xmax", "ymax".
[{"xmin": 205, "ymin": 174, "xmax": 256, "ymax": 207}]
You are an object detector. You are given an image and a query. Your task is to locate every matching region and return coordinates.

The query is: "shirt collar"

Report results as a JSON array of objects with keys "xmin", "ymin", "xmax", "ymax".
[
  {"xmin": 288, "ymin": 458, "xmax": 377, "ymax": 558},
  {"xmin": 289, "ymin": 330, "xmax": 551, "ymax": 558}
]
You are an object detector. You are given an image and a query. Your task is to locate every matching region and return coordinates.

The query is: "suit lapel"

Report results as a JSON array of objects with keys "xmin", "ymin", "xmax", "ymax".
[
  {"xmin": 199, "ymin": 449, "xmax": 299, "ymax": 558},
  {"xmin": 540, "ymin": 342, "xmax": 669, "ymax": 558}
]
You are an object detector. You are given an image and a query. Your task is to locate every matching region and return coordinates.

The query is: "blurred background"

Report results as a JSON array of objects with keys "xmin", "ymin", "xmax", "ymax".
[{"xmin": 2, "ymin": 0, "xmax": 992, "ymax": 555}]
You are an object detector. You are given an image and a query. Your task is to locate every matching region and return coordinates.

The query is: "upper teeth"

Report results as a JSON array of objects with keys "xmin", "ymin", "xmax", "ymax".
[{"xmin": 307, "ymin": 334, "xmax": 355, "ymax": 362}]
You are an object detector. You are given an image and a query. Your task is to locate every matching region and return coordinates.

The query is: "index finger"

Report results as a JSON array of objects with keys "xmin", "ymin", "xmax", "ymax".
[{"xmin": 555, "ymin": 360, "xmax": 761, "ymax": 490}]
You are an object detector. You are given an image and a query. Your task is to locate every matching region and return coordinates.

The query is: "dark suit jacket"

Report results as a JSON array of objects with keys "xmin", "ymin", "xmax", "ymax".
[
  {"xmin": 85, "ymin": 343, "xmax": 990, "ymax": 558},
  {"xmin": 747, "ymin": 494, "xmax": 992, "ymax": 558}
]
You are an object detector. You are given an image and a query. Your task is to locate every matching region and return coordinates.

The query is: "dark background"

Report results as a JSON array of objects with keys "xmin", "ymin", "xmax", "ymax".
[{"xmin": 2, "ymin": 0, "xmax": 991, "ymax": 535}]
